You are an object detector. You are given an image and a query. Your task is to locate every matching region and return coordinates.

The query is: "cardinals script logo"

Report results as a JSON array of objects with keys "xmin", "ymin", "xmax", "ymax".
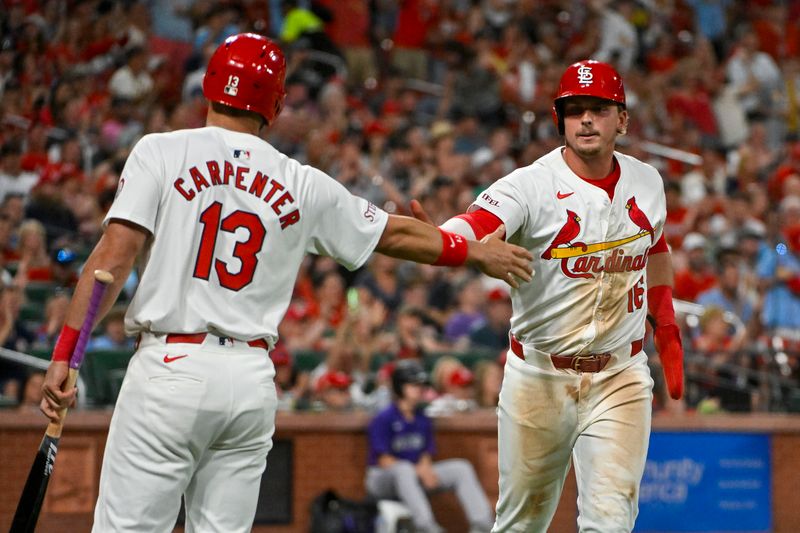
[{"xmin": 543, "ymin": 196, "xmax": 653, "ymax": 279}]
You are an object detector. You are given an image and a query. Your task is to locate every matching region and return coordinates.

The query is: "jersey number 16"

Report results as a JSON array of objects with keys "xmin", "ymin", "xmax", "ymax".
[{"xmin": 627, "ymin": 276, "xmax": 645, "ymax": 313}]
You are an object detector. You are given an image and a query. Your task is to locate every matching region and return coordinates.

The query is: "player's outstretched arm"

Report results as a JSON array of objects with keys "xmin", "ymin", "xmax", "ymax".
[
  {"xmin": 646, "ymin": 250, "xmax": 684, "ymax": 400},
  {"xmin": 375, "ymin": 214, "xmax": 532, "ymax": 288},
  {"xmin": 410, "ymin": 198, "xmax": 510, "ymax": 244},
  {"xmin": 40, "ymin": 220, "xmax": 148, "ymax": 422}
]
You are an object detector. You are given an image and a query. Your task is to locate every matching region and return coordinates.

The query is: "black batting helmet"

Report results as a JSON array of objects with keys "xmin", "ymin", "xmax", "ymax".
[{"xmin": 391, "ymin": 359, "xmax": 428, "ymax": 398}]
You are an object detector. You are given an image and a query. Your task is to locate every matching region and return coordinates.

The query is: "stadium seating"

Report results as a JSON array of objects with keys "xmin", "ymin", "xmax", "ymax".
[{"xmin": 81, "ymin": 350, "xmax": 135, "ymax": 406}]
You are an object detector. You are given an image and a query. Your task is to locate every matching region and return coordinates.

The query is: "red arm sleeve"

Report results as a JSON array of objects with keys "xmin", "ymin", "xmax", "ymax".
[
  {"xmin": 648, "ymin": 234, "xmax": 669, "ymax": 255},
  {"xmin": 454, "ymin": 208, "xmax": 504, "ymax": 240}
]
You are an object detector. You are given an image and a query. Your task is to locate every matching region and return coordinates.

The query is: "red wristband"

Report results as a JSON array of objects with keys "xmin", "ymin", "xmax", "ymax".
[
  {"xmin": 648, "ymin": 285, "xmax": 676, "ymax": 327},
  {"xmin": 433, "ymin": 228, "xmax": 469, "ymax": 266},
  {"xmin": 52, "ymin": 324, "xmax": 80, "ymax": 363}
]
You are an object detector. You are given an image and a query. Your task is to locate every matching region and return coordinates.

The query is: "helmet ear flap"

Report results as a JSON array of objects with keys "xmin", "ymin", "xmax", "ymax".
[{"xmin": 552, "ymin": 102, "xmax": 565, "ymax": 136}]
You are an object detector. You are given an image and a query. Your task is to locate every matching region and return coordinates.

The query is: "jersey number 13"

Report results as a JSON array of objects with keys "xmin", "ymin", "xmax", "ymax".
[{"xmin": 193, "ymin": 201, "xmax": 266, "ymax": 291}]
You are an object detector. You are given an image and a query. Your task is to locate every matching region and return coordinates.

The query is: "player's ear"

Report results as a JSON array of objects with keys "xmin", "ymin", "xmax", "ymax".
[{"xmin": 617, "ymin": 108, "xmax": 628, "ymax": 136}]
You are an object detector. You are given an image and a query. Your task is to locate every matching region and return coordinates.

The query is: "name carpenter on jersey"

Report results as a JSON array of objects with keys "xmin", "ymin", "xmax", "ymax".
[{"xmin": 172, "ymin": 160, "xmax": 300, "ymax": 229}]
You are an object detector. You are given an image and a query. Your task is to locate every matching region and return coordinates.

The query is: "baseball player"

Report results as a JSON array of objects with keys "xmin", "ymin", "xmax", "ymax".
[
  {"xmin": 37, "ymin": 34, "xmax": 532, "ymax": 532},
  {"xmin": 366, "ymin": 359, "xmax": 494, "ymax": 533},
  {"xmin": 411, "ymin": 60, "xmax": 684, "ymax": 532}
]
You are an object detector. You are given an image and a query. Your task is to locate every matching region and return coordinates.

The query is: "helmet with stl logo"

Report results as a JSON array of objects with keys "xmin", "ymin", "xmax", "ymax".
[
  {"xmin": 202, "ymin": 33, "xmax": 286, "ymax": 125},
  {"xmin": 552, "ymin": 60, "xmax": 626, "ymax": 135}
]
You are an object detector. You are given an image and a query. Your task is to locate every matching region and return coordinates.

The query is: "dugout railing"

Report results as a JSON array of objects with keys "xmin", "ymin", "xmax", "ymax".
[
  {"xmin": 0, "ymin": 346, "xmax": 88, "ymax": 408},
  {"xmin": 3, "ymin": 297, "xmax": 797, "ymax": 411}
]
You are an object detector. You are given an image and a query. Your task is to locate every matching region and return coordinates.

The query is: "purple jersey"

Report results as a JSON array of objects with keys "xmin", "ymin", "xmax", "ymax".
[{"xmin": 367, "ymin": 404, "xmax": 435, "ymax": 465}]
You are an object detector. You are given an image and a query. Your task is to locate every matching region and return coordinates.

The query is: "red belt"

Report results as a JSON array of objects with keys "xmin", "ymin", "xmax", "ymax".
[
  {"xmin": 509, "ymin": 334, "xmax": 643, "ymax": 373},
  {"xmin": 165, "ymin": 333, "xmax": 269, "ymax": 351}
]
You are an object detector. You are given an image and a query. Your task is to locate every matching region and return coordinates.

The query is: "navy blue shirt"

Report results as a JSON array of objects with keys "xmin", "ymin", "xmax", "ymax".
[{"xmin": 367, "ymin": 403, "xmax": 435, "ymax": 465}]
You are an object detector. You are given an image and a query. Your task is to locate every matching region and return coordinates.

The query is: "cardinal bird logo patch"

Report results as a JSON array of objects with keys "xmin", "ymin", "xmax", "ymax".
[
  {"xmin": 542, "ymin": 201, "xmax": 653, "ymax": 279},
  {"xmin": 542, "ymin": 210, "xmax": 581, "ymax": 260},
  {"xmin": 625, "ymin": 196, "xmax": 654, "ymax": 242}
]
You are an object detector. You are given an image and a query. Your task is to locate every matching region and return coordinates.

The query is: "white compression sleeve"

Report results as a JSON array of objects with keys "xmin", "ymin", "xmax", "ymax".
[{"xmin": 440, "ymin": 217, "xmax": 477, "ymax": 240}]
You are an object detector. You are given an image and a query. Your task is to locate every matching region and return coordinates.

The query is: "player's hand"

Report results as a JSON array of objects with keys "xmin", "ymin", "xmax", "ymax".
[
  {"xmin": 473, "ymin": 225, "xmax": 534, "ymax": 289},
  {"xmin": 409, "ymin": 199, "xmax": 434, "ymax": 225},
  {"xmin": 40, "ymin": 361, "xmax": 76, "ymax": 423},
  {"xmin": 410, "ymin": 199, "xmax": 533, "ymax": 286},
  {"xmin": 416, "ymin": 463, "xmax": 439, "ymax": 490},
  {"xmin": 654, "ymin": 324, "xmax": 684, "ymax": 400}
]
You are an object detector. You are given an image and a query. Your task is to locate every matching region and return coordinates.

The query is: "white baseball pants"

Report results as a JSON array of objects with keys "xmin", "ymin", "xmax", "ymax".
[
  {"xmin": 366, "ymin": 458, "xmax": 494, "ymax": 533},
  {"xmin": 492, "ymin": 343, "xmax": 653, "ymax": 533},
  {"xmin": 92, "ymin": 333, "xmax": 277, "ymax": 532}
]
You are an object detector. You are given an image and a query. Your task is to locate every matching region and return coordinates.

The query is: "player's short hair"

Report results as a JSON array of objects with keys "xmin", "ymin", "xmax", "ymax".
[{"xmin": 210, "ymin": 101, "xmax": 267, "ymax": 128}]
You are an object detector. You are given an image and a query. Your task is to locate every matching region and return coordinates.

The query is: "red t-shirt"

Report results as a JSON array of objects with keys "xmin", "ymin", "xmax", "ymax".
[
  {"xmin": 666, "ymin": 89, "xmax": 718, "ymax": 136},
  {"xmin": 317, "ymin": 0, "xmax": 371, "ymax": 47},
  {"xmin": 674, "ymin": 269, "xmax": 717, "ymax": 302},
  {"xmin": 664, "ymin": 206, "xmax": 688, "ymax": 248},
  {"xmin": 576, "ymin": 158, "xmax": 621, "ymax": 200},
  {"xmin": 393, "ymin": 0, "xmax": 438, "ymax": 49}
]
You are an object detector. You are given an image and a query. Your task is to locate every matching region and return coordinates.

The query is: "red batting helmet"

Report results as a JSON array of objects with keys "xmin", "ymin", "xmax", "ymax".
[
  {"xmin": 202, "ymin": 33, "xmax": 286, "ymax": 125},
  {"xmin": 552, "ymin": 60, "xmax": 626, "ymax": 135}
]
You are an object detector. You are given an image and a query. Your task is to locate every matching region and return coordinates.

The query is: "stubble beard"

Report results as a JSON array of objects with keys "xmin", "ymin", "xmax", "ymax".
[{"xmin": 567, "ymin": 137, "xmax": 604, "ymax": 159}]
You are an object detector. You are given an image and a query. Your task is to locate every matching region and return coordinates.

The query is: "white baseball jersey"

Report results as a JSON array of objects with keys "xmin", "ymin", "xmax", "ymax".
[
  {"xmin": 105, "ymin": 126, "xmax": 388, "ymax": 343},
  {"xmin": 473, "ymin": 147, "xmax": 666, "ymax": 355}
]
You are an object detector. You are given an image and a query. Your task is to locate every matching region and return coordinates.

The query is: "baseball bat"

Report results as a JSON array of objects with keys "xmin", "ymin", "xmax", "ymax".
[{"xmin": 10, "ymin": 269, "xmax": 114, "ymax": 533}]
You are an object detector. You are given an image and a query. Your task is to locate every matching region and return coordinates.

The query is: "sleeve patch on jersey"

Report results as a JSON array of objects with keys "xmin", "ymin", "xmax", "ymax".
[
  {"xmin": 363, "ymin": 202, "xmax": 378, "ymax": 222},
  {"xmin": 480, "ymin": 191, "xmax": 500, "ymax": 207}
]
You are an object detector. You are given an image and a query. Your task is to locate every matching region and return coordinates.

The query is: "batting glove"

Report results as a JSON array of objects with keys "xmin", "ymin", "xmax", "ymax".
[
  {"xmin": 654, "ymin": 323, "xmax": 684, "ymax": 400},
  {"xmin": 648, "ymin": 285, "xmax": 684, "ymax": 400}
]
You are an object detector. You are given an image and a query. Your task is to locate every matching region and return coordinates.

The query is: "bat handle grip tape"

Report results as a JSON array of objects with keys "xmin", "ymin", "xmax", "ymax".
[
  {"xmin": 71, "ymin": 274, "xmax": 110, "ymax": 370},
  {"xmin": 45, "ymin": 272, "xmax": 112, "ymax": 437},
  {"xmin": 45, "ymin": 368, "xmax": 79, "ymax": 438}
]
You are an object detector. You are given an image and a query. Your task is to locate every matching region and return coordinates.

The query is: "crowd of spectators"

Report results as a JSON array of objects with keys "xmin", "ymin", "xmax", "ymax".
[{"xmin": 1, "ymin": 0, "xmax": 800, "ymax": 415}]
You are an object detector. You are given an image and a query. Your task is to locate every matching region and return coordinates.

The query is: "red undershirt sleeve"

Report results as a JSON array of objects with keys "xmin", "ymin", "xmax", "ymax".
[
  {"xmin": 454, "ymin": 208, "xmax": 505, "ymax": 240},
  {"xmin": 648, "ymin": 234, "xmax": 668, "ymax": 255}
]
